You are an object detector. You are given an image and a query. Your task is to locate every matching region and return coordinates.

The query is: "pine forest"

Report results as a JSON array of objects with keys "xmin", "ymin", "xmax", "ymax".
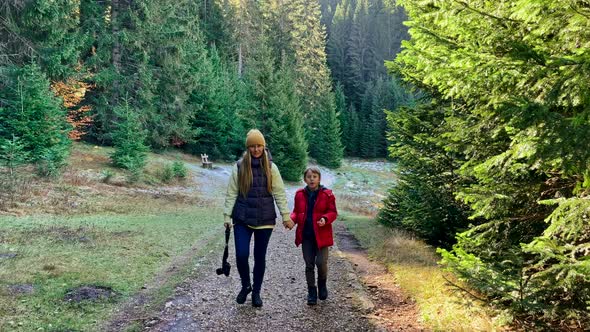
[{"xmin": 1, "ymin": 0, "xmax": 589, "ymax": 330}]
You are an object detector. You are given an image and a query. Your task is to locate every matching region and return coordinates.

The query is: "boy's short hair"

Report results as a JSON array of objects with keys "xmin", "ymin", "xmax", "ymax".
[{"xmin": 303, "ymin": 166, "xmax": 321, "ymax": 179}]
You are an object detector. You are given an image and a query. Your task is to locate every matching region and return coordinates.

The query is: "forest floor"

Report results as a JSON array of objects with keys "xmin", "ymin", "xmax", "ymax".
[{"xmin": 105, "ymin": 163, "xmax": 424, "ymax": 331}]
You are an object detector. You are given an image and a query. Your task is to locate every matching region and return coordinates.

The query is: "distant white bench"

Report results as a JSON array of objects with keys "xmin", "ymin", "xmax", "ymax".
[{"xmin": 200, "ymin": 154, "xmax": 213, "ymax": 169}]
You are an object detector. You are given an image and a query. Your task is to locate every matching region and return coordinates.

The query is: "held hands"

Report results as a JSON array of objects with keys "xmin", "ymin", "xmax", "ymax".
[
  {"xmin": 225, "ymin": 214, "xmax": 295, "ymax": 230},
  {"xmin": 317, "ymin": 217, "xmax": 326, "ymax": 227},
  {"xmin": 282, "ymin": 216, "xmax": 295, "ymax": 230}
]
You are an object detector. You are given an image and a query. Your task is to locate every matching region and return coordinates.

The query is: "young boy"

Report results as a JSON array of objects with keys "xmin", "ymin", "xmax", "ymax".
[{"xmin": 290, "ymin": 166, "xmax": 338, "ymax": 305}]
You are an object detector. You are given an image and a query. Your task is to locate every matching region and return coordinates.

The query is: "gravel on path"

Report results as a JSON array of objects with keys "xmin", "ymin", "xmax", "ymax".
[
  {"xmin": 145, "ymin": 224, "xmax": 377, "ymax": 332},
  {"xmin": 143, "ymin": 164, "xmax": 380, "ymax": 332}
]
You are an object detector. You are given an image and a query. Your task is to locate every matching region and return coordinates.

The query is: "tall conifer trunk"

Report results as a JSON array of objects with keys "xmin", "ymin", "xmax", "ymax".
[
  {"xmin": 238, "ymin": 44, "xmax": 243, "ymax": 77},
  {"xmin": 111, "ymin": 0, "xmax": 121, "ymax": 104}
]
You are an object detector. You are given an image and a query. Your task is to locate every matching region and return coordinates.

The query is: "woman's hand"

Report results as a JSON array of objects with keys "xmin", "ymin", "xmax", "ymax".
[
  {"xmin": 282, "ymin": 217, "xmax": 295, "ymax": 230},
  {"xmin": 317, "ymin": 217, "xmax": 326, "ymax": 227},
  {"xmin": 224, "ymin": 215, "xmax": 233, "ymax": 229}
]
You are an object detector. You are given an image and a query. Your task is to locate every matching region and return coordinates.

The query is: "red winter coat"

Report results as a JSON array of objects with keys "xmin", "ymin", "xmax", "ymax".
[{"xmin": 290, "ymin": 187, "xmax": 338, "ymax": 249}]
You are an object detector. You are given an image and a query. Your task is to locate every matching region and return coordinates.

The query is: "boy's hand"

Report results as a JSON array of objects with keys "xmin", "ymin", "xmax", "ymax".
[{"xmin": 317, "ymin": 217, "xmax": 326, "ymax": 227}]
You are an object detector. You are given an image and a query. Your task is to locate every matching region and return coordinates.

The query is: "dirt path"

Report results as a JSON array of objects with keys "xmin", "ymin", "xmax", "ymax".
[
  {"xmin": 334, "ymin": 223, "xmax": 424, "ymax": 331},
  {"xmin": 144, "ymin": 225, "xmax": 377, "ymax": 331},
  {"xmin": 113, "ymin": 162, "xmax": 423, "ymax": 331}
]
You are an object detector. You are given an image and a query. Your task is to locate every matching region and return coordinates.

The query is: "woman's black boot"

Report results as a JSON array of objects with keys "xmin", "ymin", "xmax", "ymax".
[
  {"xmin": 307, "ymin": 286, "xmax": 318, "ymax": 305},
  {"xmin": 236, "ymin": 285, "xmax": 252, "ymax": 304},
  {"xmin": 318, "ymin": 279, "xmax": 328, "ymax": 300},
  {"xmin": 252, "ymin": 291, "xmax": 263, "ymax": 307}
]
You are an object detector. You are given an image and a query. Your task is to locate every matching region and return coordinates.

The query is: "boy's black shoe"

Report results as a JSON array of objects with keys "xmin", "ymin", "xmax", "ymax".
[
  {"xmin": 252, "ymin": 291, "xmax": 263, "ymax": 307},
  {"xmin": 318, "ymin": 280, "xmax": 328, "ymax": 300},
  {"xmin": 307, "ymin": 286, "xmax": 318, "ymax": 305},
  {"xmin": 236, "ymin": 285, "xmax": 252, "ymax": 304}
]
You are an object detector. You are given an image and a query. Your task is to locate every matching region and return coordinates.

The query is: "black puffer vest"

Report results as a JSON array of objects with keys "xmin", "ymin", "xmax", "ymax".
[{"xmin": 231, "ymin": 157, "xmax": 276, "ymax": 227}]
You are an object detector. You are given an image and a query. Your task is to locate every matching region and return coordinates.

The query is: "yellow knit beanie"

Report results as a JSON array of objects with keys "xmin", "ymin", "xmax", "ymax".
[{"xmin": 245, "ymin": 129, "xmax": 266, "ymax": 147}]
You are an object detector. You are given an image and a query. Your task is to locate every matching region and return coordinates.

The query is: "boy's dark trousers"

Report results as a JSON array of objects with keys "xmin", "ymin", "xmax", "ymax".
[{"xmin": 302, "ymin": 237, "xmax": 329, "ymax": 287}]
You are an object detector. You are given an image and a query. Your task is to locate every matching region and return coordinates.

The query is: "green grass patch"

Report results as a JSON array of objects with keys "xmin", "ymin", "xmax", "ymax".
[
  {"xmin": 340, "ymin": 213, "xmax": 508, "ymax": 331},
  {"xmin": 332, "ymin": 159, "xmax": 396, "ymax": 216},
  {"xmin": 0, "ymin": 207, "xmax": 222, "ymax": 331}
]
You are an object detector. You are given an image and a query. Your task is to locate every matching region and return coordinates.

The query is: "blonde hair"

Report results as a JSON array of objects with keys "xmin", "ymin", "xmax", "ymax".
[{"xmin": 238, "ymin": 149, "xmax": 273, "ymax": 197}]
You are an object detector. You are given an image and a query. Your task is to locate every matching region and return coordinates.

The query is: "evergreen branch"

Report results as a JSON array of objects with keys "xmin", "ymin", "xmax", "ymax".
[
  {"xmin": 508, "ymin": 213, "xmax": 549, "ymax": 223},
  {"xmin": 453, "ymin": 0, "xmax": 519, "ymax": 26},
  {"xmin": 569, "ymin": 4, "xmax": 590, "ymax": 19},
  {"xmin": 413, "ymin": 25, "xmax": 461, "ymax": 50},
  {"xmin": 544, "ymin": 55, "xmax": 590, "ymax": 68},
  {"xmin": 0, "ymin": 17, "xmax": 37, "ymax": 56},
  {"xmin": 442, "ymin": 273, "xmax": 487, "ymax": 302},
  {"xmin": 540, "ymin": 185, "xmax": 576, "ymax": 199}
]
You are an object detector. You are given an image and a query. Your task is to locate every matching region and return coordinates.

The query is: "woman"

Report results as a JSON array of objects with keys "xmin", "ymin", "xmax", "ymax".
[{"xmin": 223, "ymin": 129, "xmax": 294, "ymax": 307}]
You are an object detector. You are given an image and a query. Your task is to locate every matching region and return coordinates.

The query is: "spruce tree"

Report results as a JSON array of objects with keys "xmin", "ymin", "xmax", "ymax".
[
  {"xmin": 241, "ymin": 38, "xmax": 277, "ymax": 134},
  {"xmin": 284, "ymin": 0, "xmax": 343, "ymax": 166},
  {"xmin": 344, "ymin": 103, "xmax": 361, "ymax": 156},
  {"xmin": 241, "ymin": 34, "xmax": 309, "ymax": 176},
  {"xmin": 314, "ymin": 92, "xmax": 344, "ymax": 168},
  {"xmin": 188, "ymin": 47, "xmax": 245, "ymax": 160},
  {"xmin": 224, "ymin": 0, "xmax": 264, "ymax": 77},
  {"xmin": 85, "ymin": 0, "xmax": 210, "ymax": 148},
  {"xmin": 335, "ymin": 83, "xmax": 349, "ymax": 153},
  {"xmin": 0, "ymin": 136, "xmax": 29, "ymax": 176},
  {"xmin": 394, "ymin": 0, "xmax": 590, "ymax": 325},
  {"xmin": 358, "ymin": 82, "xmax": 374, "ymax": 158},
  {"xmin": 326, "ymin": 1, "xmax": 352, "ymax": 84},
  {"xmin": 322, "ymin": 0, "xmax": 410, "ymax": 158},
  {"xmin": 110, "ymin": 98, "xmax": 149, "ymax": 177},
  {"xmin": 319, "ymin": 0, "xmax": 340, "ymax": 35},
  {"xmin": 0, "ymin": 0, "xmax": 81, "ymax": 79},
  {"xmin": 258, "ymin": 0, "xmax": 293, "ymax": 64},
  {"xmin": 201, "ymin": 0, "xmax": 239, "ymax": 60},
  {"xmin": 378, "ymin": 102, "xmax": 470, "ymax": 245},
  {"xmin": 199, "ymin": 0, "xmax": 232, "ymax": 51},
  {"xmin": 370, "ymin": 0, "xmax": 407, "ymax": 66},
  {"xmin": 369, "ymin": 77, "xmax": 402, "ymax": 157},
  {"xmin": 345, "ymin": 0, "xmax": 379, "ymax": 107},
  {"xmin": 129, "ymin": 0, "xmax": 208, "ymax": 148},
  {"xmin": 0, "ymin": 64, "xmax": 71, "ymax": 175},
  {"xmin": 267, "ymin": 63, "xmax": 308, "ymax": 181},
  {"xmin": 84, "ymin": 0, "xmax": 131, "ymax": 144}
]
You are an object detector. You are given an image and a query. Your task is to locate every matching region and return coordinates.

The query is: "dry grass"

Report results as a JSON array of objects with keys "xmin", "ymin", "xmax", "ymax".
[
  {"xmin": 379, "ymin": 234, "xmax": 505, "ymax": 331},
  {"xmin": 337, "ymin": 193, "xmax": 381, "ymax": 216},
  {"xmin": 0, "ymin": 142, "xmax": 209, "ymax": 216},
  {"xmin": 341, "ymin": 214, "xmax": 509, "ymax": 331},
  {"xmin": 377, "ymin": 229, "xmax": 439, "ymax": 267},
  {"xmin": 68, "ymin": 144, "xmax": 112, "ymax": 169},
  {"xmin": 0, "ymin": 172, "xmax": 35, "ymax": 212}
]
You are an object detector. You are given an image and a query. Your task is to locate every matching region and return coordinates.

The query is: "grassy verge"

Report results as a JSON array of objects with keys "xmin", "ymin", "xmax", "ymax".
[
  {"xmin": 113, "ymin": 221, "xmax": 225, "ymax": 332},
  {"xmin": 340, "ymin": 213, "xmax": 508, "ymax": 331},
  {"xmin": 0, "ymin": 207, "xmax": 222, "ymax": 331}
]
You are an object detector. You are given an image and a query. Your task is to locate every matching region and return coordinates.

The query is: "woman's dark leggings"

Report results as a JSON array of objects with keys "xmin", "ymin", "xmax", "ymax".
[
  {"xmin": 233, "ymin": 223, "xmax": 273, "ymax": 292},
  {"xmin": 302, "ymin": 237, "xmax": 329, "ymax": 287}
]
